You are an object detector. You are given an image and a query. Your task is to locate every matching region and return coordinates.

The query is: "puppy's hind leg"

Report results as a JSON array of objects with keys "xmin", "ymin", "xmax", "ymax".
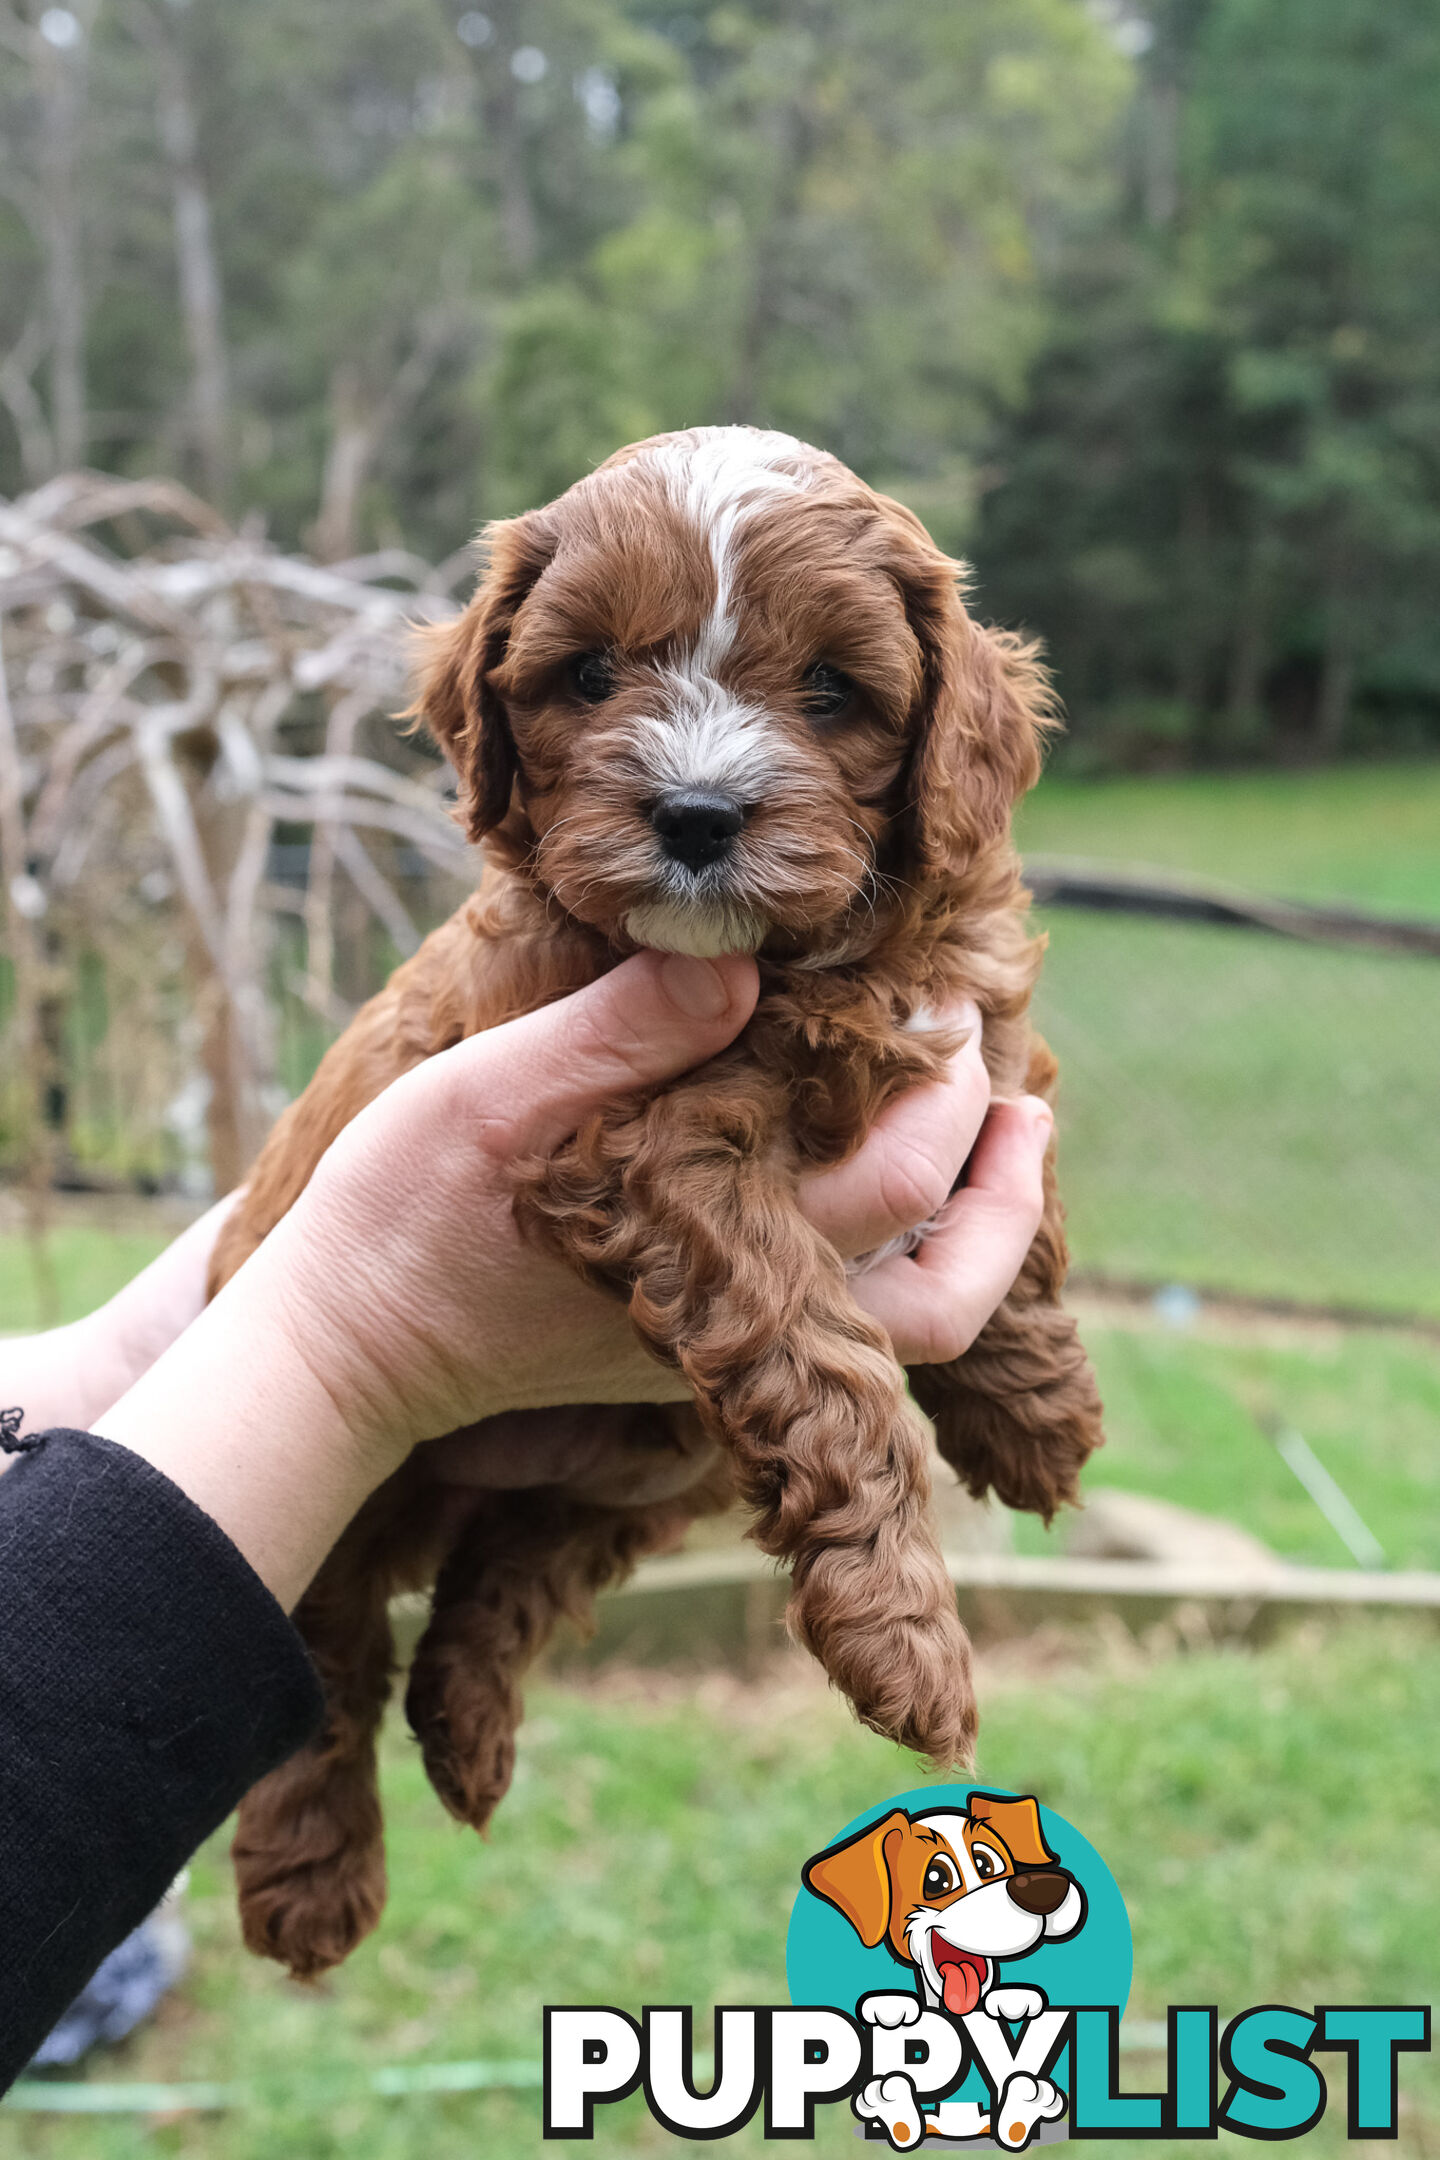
[
  {"xmin": 232, "ymin": 1554, "xmax": 395, "ymax": 1979},
  {"xmin": 405, "ymin": 1473, "xmax": 691, "ymax": 1833}
]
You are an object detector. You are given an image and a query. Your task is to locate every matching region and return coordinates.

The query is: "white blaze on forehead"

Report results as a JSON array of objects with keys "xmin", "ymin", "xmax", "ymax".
[{"xmin": 646, "ymin": 426, "xmax": 814, "ymax": 674}]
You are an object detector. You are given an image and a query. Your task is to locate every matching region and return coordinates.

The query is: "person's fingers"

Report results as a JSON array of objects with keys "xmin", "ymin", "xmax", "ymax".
[
  {"xmin": 851, "ymin": 1096, "xmax": 1052, "ymax": 1365},
  {"xmin": 798, "ymin": 1002, "xmax": 987, "ymax": 1258},
  {"xmin": 433, "ymin": 951, "xmax": 760, "ymax": 1160}
]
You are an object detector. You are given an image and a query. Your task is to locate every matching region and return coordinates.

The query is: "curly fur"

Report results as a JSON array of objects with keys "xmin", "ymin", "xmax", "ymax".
[{"xmin": 210, "ymin": 425, "xmax": 1103, "ymax": 1977}]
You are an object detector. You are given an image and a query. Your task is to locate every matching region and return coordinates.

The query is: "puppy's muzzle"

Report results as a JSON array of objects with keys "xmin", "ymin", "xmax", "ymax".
[
  {"xmin": 650, "ymin": 788, "xmax": 747, "ymax": 872},
  {"xmin": 1006, "ymin": 1869, "xmax": 1073, "ymax": 1917}
]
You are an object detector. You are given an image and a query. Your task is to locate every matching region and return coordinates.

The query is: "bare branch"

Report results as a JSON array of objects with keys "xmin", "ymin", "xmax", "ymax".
[{"xmin": 0, "ymin": 475, "xmax": 470, "ymax": 1189}]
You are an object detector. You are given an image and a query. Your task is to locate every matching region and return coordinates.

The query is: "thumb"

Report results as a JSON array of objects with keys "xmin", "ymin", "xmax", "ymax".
[{"xmin": 465, "ymin": 951, "xmax": 759, "ymax": 1156}]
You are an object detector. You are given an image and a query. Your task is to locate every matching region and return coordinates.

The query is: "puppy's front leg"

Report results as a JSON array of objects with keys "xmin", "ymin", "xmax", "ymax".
[
  {"xmin": 232, "ymin": 1542, "xmax": 395, "ymax": 1978},
  {"xmin": 519, "ymin": 1074, "xmax": 977, "ymax": 1766},
  {"xmin": 908, "ymin": 1042, "xmax": 1102, "ymax": 1521}
]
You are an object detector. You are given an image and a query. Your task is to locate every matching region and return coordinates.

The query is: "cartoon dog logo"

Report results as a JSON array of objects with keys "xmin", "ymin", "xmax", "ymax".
[{"xmin": 803, "ymin": 1793, "xmax": 1087, "ymax": 2149}]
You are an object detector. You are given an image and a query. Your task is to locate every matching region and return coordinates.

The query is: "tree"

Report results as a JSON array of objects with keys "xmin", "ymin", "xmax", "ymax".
[{"xmin": 978, "ymin": 0, "xmax": 1440, "ymax": 761}]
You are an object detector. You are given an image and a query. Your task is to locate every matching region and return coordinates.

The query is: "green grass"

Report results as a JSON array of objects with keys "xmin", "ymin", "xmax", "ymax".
[
  {"xmin": 0, "ymin": 1223, "xmax": 169, "ymax": 1332},
  {"xmin": 1019, "ymin": 766, "xmax": 1440, "ymax": 1315},
  {"xmin": 1033, "ymin": 910, "xmax": 1440, "ymax": 1317},
  {"xmin": 7, "ymin": 1622, "xmax": 1437, "ymax": 2159},
  {"xmin": 1017, "ymin": 1320, "xmax": 1440, "ymax": 1570},
  {"xmin": 1017, "ymin": 762, "xmax": 1440, "ymax": 919}
]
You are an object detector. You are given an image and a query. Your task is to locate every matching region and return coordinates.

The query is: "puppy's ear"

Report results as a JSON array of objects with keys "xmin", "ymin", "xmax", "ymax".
[
  {"xmin": 876, "ymin": 496, "xmax": 1057, "ymax": 877},
  {"xmin": 967, "ymin": 1793, "xmax": 1058, "ymax": 1870},
  {"xmin": 410, "ymin": 512, "xmax": 556, "ymax": 842},
  {"xmin": 802, "ymin": 1809, "xmax": 909, "ymax": 1948}
]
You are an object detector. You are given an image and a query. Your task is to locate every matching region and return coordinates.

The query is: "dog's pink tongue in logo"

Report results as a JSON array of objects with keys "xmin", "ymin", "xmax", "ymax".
[{"xmin": 936, "ymin": 1945, "xmax": 986, "ymax": 2016}]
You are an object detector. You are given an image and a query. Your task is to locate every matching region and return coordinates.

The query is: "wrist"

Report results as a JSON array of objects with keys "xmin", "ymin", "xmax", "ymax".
[
  {"xmin": 92, "ymin": 1240, "xmax": 402, "ymax": 1611},
  {"xmin": 1, "ymin": 1315, "xmax": 110, "ymax": 1436},
  {"xmin": 62, "ymin": 1304, "xmax": 145, "ymax": 1429}
]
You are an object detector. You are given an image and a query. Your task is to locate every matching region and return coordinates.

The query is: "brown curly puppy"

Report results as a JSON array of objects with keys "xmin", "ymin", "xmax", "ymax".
[{"xmin": 210, "ymin": 425, "xmax": 1103, "ymax": 1979}]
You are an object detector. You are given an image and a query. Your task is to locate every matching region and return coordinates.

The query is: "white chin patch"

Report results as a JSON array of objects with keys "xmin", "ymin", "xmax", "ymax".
[{"xmin": 624, "ymin": 898, "xmax": 769, "ymax": 959}]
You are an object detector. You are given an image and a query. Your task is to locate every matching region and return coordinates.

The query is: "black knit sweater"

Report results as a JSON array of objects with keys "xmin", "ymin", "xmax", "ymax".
[{"xmin": 0, "ymin": 1428, "xmax": 324, "ymax": 2089}]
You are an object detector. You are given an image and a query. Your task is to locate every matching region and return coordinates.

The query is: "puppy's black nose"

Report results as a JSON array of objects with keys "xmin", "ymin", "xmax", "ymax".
[
  {"xmin": 650, "ymin": 790, "xmax": 746, "ymax": 872},
  {"xmin": 1007, "ymin": 1870, "xmax": 1071, "ymax": 1917}
]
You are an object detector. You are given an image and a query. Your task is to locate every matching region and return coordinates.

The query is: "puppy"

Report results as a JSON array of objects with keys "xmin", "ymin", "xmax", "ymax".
[
  {"xmin": 804, "ymin": 1795, "xmax": 1084, "ymax": 2148},
  {"xmin": 210, "ymin": 425, "xmax": 1103, "ymax": 1977}
]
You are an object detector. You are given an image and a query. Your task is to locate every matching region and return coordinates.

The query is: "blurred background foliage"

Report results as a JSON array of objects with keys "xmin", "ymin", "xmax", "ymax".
[{"xmin": 4, "ymin": 0, "xmax": 1440, "ymax": 765}]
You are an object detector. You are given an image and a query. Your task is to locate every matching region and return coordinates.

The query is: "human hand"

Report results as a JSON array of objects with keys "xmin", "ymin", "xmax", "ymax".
[
  {"xmin": 270, "ymin": 959, "xmax": 1051, "ymax": 1470},
  {"xmin": 416, "ymin": 986, "xmax": 1052, "ymax": 1493},
  {"xmin": 800, "ymin": 1007, "xmax": 1051, "ymax": 1366}
]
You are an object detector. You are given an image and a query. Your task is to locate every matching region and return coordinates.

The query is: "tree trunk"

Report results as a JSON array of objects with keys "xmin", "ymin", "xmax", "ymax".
[
  {"xmin": 1314, "ymin": 644, "xmax": 1355, "ymax": 759},
  {"xmin": 153, "ymin": 31, "xmax": 231, "ymax": 504},
  {"xmin": 1315, "ymin": 551, "xmax": 1357, "ymax": 758},
  {"xmin": 1174, "ymin": 477, "xmax": 1210, "ymax": 735},
  {"xmin": 0, "ymin": 319, "xmax": 57, "ymax": 484},
  {"xmin": 1226, "ymin": 572, "xmax": 1268, "ymax": 736},
  {"xmin": 311, "ymin": 325, "xmax": 451, "ymax": 562},
  {"xmin": 311, "ymin": 366, "xmax": 381, "ymax": 564},
  {"xmin": 469, "ymin": 1, "xmax": 538, "ymax": 273},
  {"xmin": 0, "ymin": 624, "xmax": 58, "ymax": 1319},
  {"xmin": 1141, "ymin": 76, "xmax": 1180, "ymax": 229},
  {"xmin": 119, "ymin": 0, "xmax": 231, "ymax": 503},
  {"xmin": 35, "ymin": 28, "xmax": 87, "ymax": 471},
  {"xmin": 724, "ymin": 96, "xmax": 808, "ymax": 425},
  {"xmin": 177, "ymin": 743, "xmax": 272, "ymax": 1195}
]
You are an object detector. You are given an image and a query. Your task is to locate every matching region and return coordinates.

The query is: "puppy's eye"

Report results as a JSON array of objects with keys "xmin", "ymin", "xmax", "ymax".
[
  {"xmin": 922, "ymin": 1857, "xmax": 957, "ymax": 1900},
  {"xmin": 971, "ymin": 1843, "xmax": 1005, "ymax": 1881},
  {"xmin": 800, "ymin": 661, "xmax": 853, "ymax": 719},
  {"xmin": 569, "ymin": 650, "xmax": 616, "ymax": 703}
]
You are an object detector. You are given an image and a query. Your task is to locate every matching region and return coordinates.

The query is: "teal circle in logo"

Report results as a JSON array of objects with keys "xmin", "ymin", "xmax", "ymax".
[{"xmin": 786, "ymin": 1783, "xmax": 1131, "ymax": 2114}]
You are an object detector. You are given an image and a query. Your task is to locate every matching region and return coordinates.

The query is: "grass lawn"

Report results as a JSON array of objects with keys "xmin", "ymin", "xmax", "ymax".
[
  {"xmin": 1033, "ymin": 910, "xmax": 1439, "ymax": 1317},
  {"xmin": 1017, "ymin": 762, "xmax": 1440, "ymax": 920},
  {"xmin": 6, "ymin": 1622, "xmax": 1437, "ymax": 2159},
  {"xmin": 0, "ymin": 1220, "xmax": 170, "ymax": 1333},
  {"xmin": 1010, "ymin": 765, "xmax": 1440, "ymax": 1320},
  {"xmin": 1016, "ymin": 1318, "xmax": 1440, "ymax": 1571}
]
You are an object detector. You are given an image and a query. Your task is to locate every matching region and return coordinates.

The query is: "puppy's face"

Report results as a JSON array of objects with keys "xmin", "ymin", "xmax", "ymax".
[
  {"xmin": 803, "ymin": 1794, "xmax": 1085, "ymax": 2016},
  {"xmin": 420, "ymin": 427, "xmax": 1053, "ymax": 961}
]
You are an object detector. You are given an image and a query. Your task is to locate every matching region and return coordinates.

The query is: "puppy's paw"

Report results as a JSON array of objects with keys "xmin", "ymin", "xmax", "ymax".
[
  {"xmin": 994, "ymin": 2071, "xmax": 1065, "ymax": 2150},
  {"xmin": 855, "ymin": 2072, "xmax": 924, "ymax": 2149},
  {"xmin": 234, "ymin": 1848, "xmax": 387, "ymax": 1981},
  {"xmin": 984, "ymin": 1985, "xmax": 1047, "ymax": 2023},
  {"xmin": 406, "ymin": 1664, "xmax": 515, "ymax": 1833},
  {"xmin": 860, "ymin": 1992, "xmax": 923, "ymax": 2029},
  {"xmin": 233, "ymin": 1765, "xmax": 388, "ymax": 1980}
]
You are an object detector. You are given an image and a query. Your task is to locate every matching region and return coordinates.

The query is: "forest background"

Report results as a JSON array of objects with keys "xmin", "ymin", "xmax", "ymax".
[{"xmin": 4, "ymin": 0, "xmax": 1439, "ymax": 770}]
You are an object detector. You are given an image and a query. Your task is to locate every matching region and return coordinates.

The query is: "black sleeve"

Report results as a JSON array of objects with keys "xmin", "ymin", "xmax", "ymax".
[{"xmin": 0, "ymin": 1428, "xmax": 325, "ymax": 2090}]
